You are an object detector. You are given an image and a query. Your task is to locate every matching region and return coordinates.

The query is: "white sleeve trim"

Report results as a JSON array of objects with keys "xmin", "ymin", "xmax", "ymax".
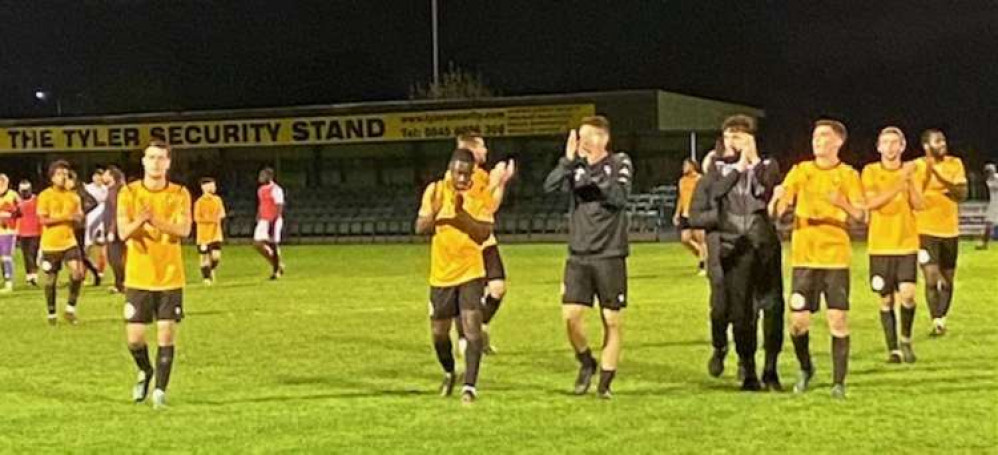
[{"xmin": 272, "ymin": 185, "xmax": 285, "ymax": 205}]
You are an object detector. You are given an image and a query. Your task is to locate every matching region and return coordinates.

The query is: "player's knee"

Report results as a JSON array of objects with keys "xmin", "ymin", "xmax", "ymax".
[
  {"xmin": 898, "ymin": 285, "xmax": 917, "ymax": 304},
  {"xmin": 827, "ymin": 311, "xmax": 849, "ymax": 337},
  {"xmin": 789, "ymin": 313, "xmax": 810, "ymax": 335},
  {"xmin": 156, "ymin": 325, "xmax": 177, "ymax": 345},
  {"xmin": 603, "ymin": 315, "xmax": 622, "ymax": 331},
  {"xmin": 488, "ymin": 280, "xmax": 506, "ymax": 299},
  {"xmin": 561, "ymin": 305, "xmax": 583, "ymax": 322}
]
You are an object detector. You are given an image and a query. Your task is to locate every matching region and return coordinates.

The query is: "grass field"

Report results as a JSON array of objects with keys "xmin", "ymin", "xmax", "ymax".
[{"xmin": 1, "ymin": 242, "xmax": 996, "ymax": 453}]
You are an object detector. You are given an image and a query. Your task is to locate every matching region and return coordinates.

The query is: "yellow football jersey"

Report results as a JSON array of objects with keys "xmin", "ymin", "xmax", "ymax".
[
  {"xmin": 194, "ymin": 193, "xmax": 226, "ymax": 245},
  {"xmin": 419, "ymin": 175, "xmax": 496, "ymax": 287},
  {"xmin": 780, "ymin": 161, "xmax": 865, "ymax": 269},
  {"xmin": 118, "ymin": 181, "xmax": 191, "ymax": 290},
  {"xmin": 36, "ymin": 187, "xmax": 81, "ymax": 252},
  {"xmin": 677, "ymin": 173, "xmax": 701, "ymax": 217},
  {"xmin": 862, "ymin": 162, "xmax": 919, "ymax": 255},
  {"xmin": 913, "ymin": 156, "xmax": 966, "ymax": 238}
]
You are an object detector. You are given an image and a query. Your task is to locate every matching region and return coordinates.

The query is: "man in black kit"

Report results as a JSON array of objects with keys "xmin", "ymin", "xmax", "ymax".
[
  {"xmin": 544, "ymin": 115, "xmax": 633, "ymax": 399},
  {"xmin": 689, "ymin": 114, "xmax": 785, "ymax": 391}
]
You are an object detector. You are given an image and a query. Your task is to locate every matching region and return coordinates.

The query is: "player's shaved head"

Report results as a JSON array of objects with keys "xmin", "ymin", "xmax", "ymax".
[
  {"xmin": 259, "ymin": 167, "xmax": 275, "ymax": 184},
  {"xmin": 449, "ymin": 148, "xmax": 476, "ymax": 191},
  {"xmin": 921, "ymin": 129, "xmax": 948, "ymax": 157}
]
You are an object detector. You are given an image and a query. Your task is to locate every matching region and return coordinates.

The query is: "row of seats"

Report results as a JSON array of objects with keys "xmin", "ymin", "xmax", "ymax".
[
  {"xmin": 223, "ymin": 212, "xmax": 664, "ymax": 239},
  {"xmin": 220, "ymin": 186, "xmax": 678, "ymax": 239}
]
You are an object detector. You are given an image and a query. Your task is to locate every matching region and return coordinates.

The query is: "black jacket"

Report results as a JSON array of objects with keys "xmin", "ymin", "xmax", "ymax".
[
  {"xmin": 689, "ymin": 157, "xmax": 783, "ymax": 312},
  {"xmin": 544, "ymin": 153, "xmax": 632, "ymax": 258}
]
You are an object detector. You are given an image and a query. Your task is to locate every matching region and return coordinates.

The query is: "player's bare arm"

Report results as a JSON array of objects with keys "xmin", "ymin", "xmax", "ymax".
[
  {"xmin": 440, "ymin": 195, "xmax": 494, "ymax": 245},
  {"xmin": 118, "ymin": 207, "xmax": 151, "ymax": 241},
  {"xmin": 148, "ymin": 210, "xmax": 192, "ymax": 239},
  {"xmin": 904, "ymin": 164, "xmax": 927, "ymax": 210},
  {"xmin": 829, "ymin": 190, "xmax": 865, "ymax": 221},
  {"xmin": 414, "ymin": 182, "xmax": 443, "ymax": 234},
  {"xmin": 865, "ymin": 181, "xmax": 906, "ymax": 211},
  {"xmin": 487, "ymin": 159, "xmax": 515, "ymax": 207},
  {"xmin": 929, "ymin": 165, "xmax": 968, "ymax": 201},
  {"xmin": 543, "ymin": 130, "xmax": 581, "ymax": 194}
]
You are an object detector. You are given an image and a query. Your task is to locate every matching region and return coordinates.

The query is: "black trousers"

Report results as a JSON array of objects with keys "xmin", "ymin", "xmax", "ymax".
[
  {"xmin": 107, "ymin": 240, "xmax": 126, "ymax": 291},
  {"xmin": 18, "ymin": 236, "xmax": 40, "ymax": 274},
  {"xmin": 709, "ymin": 235, "xmax": 784, "ymax": 366}
]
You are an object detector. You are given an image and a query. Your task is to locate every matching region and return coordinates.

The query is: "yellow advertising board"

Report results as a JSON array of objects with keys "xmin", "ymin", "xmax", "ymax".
[{"xmin": 0, "ymin": 104, "xmax": 595, "ymax": 153}]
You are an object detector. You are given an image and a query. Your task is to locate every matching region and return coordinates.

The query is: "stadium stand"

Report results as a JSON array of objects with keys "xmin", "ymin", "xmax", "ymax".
[{"xmin": 222, "ymin": 184, "xmax": 677, "ymax": 243}]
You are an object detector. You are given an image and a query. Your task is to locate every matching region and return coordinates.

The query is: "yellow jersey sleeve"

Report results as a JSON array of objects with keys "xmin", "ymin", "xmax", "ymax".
[
  {"xmin": 36, "ymin": 191, "xmax": 51, "ymax": 218},
  {"xmin": 418, "ymin": 182, "xmax": 438, "ymax": 218},
  {"xmin": 781, "ymin": 164, "xmax": 803, "ymax": 203},
  {"xmin": 914, "ymin": 157, "xmax": 965, "ymax": 238}
]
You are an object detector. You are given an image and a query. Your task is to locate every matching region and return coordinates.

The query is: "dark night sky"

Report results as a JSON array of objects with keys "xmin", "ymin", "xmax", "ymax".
[{"xmin": 1, "ymin": 0, "xmax": 996, "ymax": 164}]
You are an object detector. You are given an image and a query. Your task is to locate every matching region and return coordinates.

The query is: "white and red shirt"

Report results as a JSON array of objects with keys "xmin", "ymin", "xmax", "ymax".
[{"xmin": 257, "ymin": 182, "xmax": 285, "ymax": 221}]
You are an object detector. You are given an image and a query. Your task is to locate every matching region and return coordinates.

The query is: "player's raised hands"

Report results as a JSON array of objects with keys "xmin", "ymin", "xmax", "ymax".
[
  {"xmin": 489, "ymin": 159, "xmax": 516, "ymax": 190},
  {"xmin": 565, "ymin": 129, "xmax": 579, "ymax": 161}
]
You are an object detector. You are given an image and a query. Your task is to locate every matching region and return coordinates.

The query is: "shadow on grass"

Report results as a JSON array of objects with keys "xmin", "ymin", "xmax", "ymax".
[{"xmin": 186, "ymin": 389, "xmax": 433, "ymax": 405}]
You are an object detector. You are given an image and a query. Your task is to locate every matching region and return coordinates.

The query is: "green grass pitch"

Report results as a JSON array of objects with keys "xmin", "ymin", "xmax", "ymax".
[{"xmin": 1, "ymin": 242, "xmax": 995, "ymax": 453}]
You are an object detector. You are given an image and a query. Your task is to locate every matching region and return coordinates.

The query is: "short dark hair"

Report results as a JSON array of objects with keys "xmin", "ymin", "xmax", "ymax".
[
  {"xmin": 580, "ymin": 115, "xmax": 611, "ymax": 133},
  {"xmin": 815, "ymin": 119, "xmax": 848, "ymax": 141},
  {"xmin": 105, "ymin": 165, "xmax": 125, "ymax": 184},
  {"xmin": 200, "ymin": 177, "xmax": 216, "ymax": 185},
  {"xmin": 455, "ymin": 127, "xmax": 483, "ymax": 144},
  {"xmin": 48, "ymin": 160, "xmax": 71, "ymax": 178},
  {"xmin": 450, "ymin": 148, "xmax": 476, "ymax": 165},
  {"xmin": 721, "ymin": 114, "xmax": 757, "ymax": 135},
  {"xmin": 920, "ymin": 128, "xmax": 944, "ymax": 145},
  {"xmin": 146, "ymin": 139, "xmax": 172, "ymax": 156}
]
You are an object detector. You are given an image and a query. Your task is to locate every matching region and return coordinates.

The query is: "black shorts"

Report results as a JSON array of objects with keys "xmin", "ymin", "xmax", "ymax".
[
  {"xmin": 39, "ymin": 247, "xmax": 82, "ymax": 274},
  {"xmin": 919, "ymin": 235, "xmax": 958, "ymax": 270},
  {"xmin": 124, "ymin": 288, "xmax": 184, "ymax": 324},
  {"xmin": 677, "ymin": 216, "xmax": 691, "ymax": 231},
  {"xmin": 790, "ymin": 268, "xmax": 850, "ymax": 312},
  {"xmin": 429, "ymin": 279, "xmax": 485, "ymax": 320},
  {"xmin": 483, "ymin": 245, "xmax": 506, "ymax": 281},
  {"xmin": 562, "ymin": 256, "xmax": 628, "ymax": 310},
  {"xmin": 869, "ymin": 254, "xmax": 917, "ymax": 296},
  {"xmin": 198, "ymin": 242, "xmax": 223, "ymax": 254}
]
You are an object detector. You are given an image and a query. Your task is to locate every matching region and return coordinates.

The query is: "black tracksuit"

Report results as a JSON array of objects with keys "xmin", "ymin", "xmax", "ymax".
[{"xmin": 689, "ymin": 157, "xmax": 784, "ymax": 373}]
